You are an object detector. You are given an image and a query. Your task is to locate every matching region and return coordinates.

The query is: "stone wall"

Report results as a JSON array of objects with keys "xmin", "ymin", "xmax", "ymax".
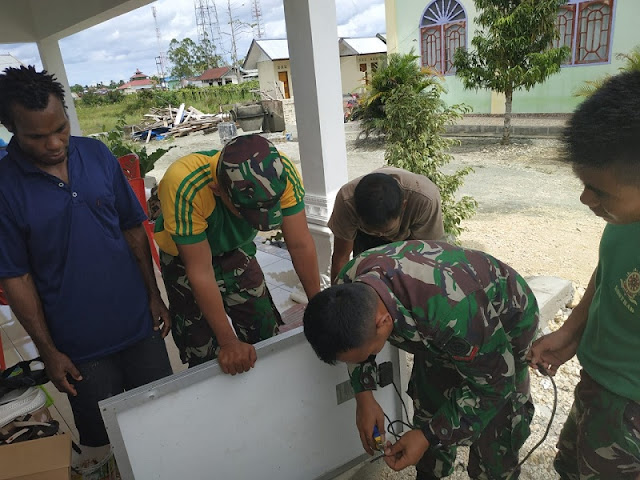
[{"xmin": 282, "ymin": 98, "xmax": 297, "ymax": 126}]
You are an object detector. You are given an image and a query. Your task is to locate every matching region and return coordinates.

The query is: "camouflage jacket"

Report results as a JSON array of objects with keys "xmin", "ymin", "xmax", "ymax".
[{"xmin": 340, "ymin": 241, "xmax": 539, "ymax": 448}]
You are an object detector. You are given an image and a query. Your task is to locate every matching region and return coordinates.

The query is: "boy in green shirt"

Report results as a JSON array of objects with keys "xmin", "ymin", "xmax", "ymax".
[{"xmin": 529, "ymin": 71, "xmax": 640, "ymax": 479}]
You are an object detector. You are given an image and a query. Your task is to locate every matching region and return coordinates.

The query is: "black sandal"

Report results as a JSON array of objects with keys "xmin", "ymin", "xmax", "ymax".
[{"xmin": 0, "ymin": 358, "xmax": 49, "ymax": 397}]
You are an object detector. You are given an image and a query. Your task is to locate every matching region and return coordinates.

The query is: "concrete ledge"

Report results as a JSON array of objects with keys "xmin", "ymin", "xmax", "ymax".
[
  {"xmin": 444, "ymin": 124, "xmax": 565, "ymax": 138},
  {"xmin": 525, "ymin": 275, "xmax": 574, "ymax": 332}
]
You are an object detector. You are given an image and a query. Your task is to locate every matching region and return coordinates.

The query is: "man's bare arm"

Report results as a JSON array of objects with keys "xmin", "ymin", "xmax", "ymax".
[{"xmin": 0, "ymin": 275, "xmax": 82, "ymax": 395}]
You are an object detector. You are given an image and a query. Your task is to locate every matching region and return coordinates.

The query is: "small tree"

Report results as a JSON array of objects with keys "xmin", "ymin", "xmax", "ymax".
[
  {"xmin": 454, "ymin": 0, "xmax": 569, "ymax": 144},
  {"xmin": 358, "ymin": 52, "xmax": 477, "ymax": 238},
  {"xmin": 167, "ymin": 37, "xmax": 221, "ymax": 80}
]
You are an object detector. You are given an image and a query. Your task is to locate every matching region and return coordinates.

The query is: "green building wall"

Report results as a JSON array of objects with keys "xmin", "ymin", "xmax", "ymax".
[{"xmin": 387, "ymin": 0, "xmax": 638, "ymax": 113}]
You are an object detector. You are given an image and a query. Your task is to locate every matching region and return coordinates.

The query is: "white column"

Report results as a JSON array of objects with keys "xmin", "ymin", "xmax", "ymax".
[
  {"xmin": 282, "ymin": 0, "xmax": 349, "ymax": 282},
  {"xmin": 37, "ymin": 36, "xmax": 81, "ymax": 136}
]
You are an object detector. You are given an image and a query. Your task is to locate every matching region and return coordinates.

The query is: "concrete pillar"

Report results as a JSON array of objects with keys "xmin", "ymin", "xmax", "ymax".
[
  {"xmin": 491, "ymin": 91, "xmax": 506, "ymax": 114},
  {"xmin": 385, "ymin": 0, "xmax": 399, "ymax": 54},
  {"xmin": 37, "ymin": 36, "xmax": 81, "ymax": 136},
  {"xmin": 282, "ymin": 0, "xmax": 349, "ymax": 283}
]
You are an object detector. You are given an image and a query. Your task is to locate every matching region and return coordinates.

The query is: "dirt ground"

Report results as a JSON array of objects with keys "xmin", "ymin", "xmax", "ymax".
[{"xmin": 147, "ymin": 130, "xmax": 602, "ymax": 480}]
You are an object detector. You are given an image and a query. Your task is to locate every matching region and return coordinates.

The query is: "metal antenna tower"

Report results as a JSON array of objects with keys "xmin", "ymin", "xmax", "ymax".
[
  {"xmin": 251, "ymin": 0, "xmax": 265, "ymax": 39},
  {"xmin": 152, "ymin": 6, "xmax": 167, "ymax": 87},
  {"xmin": 194, "ymin": 1, "xmax": 220, "ymax": 49}
]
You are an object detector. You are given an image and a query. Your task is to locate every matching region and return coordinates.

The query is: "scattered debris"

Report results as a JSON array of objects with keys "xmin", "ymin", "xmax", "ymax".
[{"xmin": 130, "ymin": 104, "xmax": 229, "ymax": 141}]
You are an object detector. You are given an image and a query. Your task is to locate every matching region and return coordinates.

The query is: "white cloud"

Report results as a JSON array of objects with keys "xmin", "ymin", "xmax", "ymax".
[{"xmin": 2, "ymin": 0, "xmax": 386, "ymax": 86}]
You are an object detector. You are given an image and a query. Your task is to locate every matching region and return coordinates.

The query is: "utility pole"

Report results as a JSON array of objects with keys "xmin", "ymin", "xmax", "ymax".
[
  {"xmin": 152, "ymin": 6, "xmax": 167, "ymax": 88},
  {"xmin": 226, "ymin": 0, "xmax": 239, "ymax": 68}
]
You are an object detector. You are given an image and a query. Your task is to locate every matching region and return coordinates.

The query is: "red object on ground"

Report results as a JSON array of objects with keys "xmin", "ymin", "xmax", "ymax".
[
  {"xmin": 117, "ymin": 154, "xmax": 161, "ymax": 269},
  {"xmin": 0, "ymin": 332, "xmax": 5, "ymax": 371}
]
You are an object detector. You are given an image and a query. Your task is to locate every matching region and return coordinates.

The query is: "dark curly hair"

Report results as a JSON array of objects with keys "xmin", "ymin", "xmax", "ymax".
[
  {"xmin": 563, "ymin": 71, "xmax": 640, "ymax": 182},
  {"xmin": 0, "ymin": 66, "xmax": 67, "ymax": 128}
]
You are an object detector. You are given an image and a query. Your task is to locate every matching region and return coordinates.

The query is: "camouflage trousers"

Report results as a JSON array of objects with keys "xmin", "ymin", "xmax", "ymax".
[
  {"xmin": 160, "ymin": 247, "xmax": 282, "ymax": 367},
  {"xmin": 409, "ymin": 356, "xmax": 534, "ymax": 479},
  {"xmin": 554, "ymin": 370, "xmax": 640, "ymax": 480}
]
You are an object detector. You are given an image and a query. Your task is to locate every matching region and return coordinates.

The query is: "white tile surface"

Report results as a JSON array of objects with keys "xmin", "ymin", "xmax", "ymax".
[
  {"xmin": 13, "ymin": 335, "xmax": 40, "ymax": 361},
  {"xmin": 1, "ymin": 325, "xmax": 15, "ymax": 351},
  {"xmin": 0, "ymin": 318, "xmax": 28, "ymax": 345},
  {"xmin": 261, "ymin": 258, "xmax": 302, "ymax": 292},
  {"xmin": 269, "ymin": 286, "xmax": 296, "ymax": 313},
  {"xmin": 2, "ymin": 346, "xmax": 22, "ymax": 369},
  {"xmin": 0, "ymin": 305, "xmax": 12, "ymax": 326},
  {"xmin": 255, "ymin": 250, "xmax": 284, "ymax": 268}
]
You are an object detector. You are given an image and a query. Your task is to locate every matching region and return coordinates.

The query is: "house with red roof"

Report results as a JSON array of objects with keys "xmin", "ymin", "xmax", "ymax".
[
  {"xmin": 182, "ymin": 66, "xmax": 238, "ymax": 87},
  {"xmin": 117, "ymin": 69, "xmax": 156, "ymax": 94}
]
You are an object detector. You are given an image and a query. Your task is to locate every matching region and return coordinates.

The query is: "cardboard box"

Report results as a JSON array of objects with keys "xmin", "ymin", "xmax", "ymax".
[{"xmin": 0, "ymin": 433, "xmax": 71, "ymax": 480}]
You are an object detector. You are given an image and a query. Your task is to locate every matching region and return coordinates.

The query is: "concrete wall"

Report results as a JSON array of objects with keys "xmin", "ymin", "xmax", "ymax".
[
  {"xmin": 282, "ymin": 98, "xmax": 297, "ymax": 126},
  {"xmin": 386, "ymin": 0, "xmax": 638, "ymax": 113},
  {"xmin": 258, "ymin": 60, "xmax": 278, "ymax": 99},
  {"xmin": 340, "ymin": 56, "xmax": 360, "ymax": 94},
  {"xmin": 258, "ymin": 59, "xmax": 293, "ymax": 99},
  {"xmin": 340, "ymin": 54, "xmax": 387, "ymax": 95}
]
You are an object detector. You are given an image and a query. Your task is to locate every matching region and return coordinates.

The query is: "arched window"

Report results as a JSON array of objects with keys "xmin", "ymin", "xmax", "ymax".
[
  {"xmin": 419, "ymin": 0, "xmax": 467, "ymax": 75},
  {"xmin": 553, "ymin": 0, "xmax": 614, "ymax": 65}
]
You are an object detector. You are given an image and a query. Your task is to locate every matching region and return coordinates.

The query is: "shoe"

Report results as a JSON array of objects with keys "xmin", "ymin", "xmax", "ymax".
[
  {"xmin": 0, "ymin": 387, "xmax": 47, "ymax": 428},
  {"xmin": 0, "ymin": 358, "xmax": 48, "ymax": 397}
]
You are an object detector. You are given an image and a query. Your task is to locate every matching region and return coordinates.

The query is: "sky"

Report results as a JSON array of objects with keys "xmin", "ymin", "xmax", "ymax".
[{"xmin": 1, "ymin": 0, "xmax": 386, "ymax": 87}]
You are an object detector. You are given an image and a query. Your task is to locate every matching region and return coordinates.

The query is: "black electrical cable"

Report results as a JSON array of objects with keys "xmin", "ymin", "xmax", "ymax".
[
  {"xmin": 370, "ymin": 367, "xmax": 558, "ymax": 475},
  {"xmin": 506, "ymin": 367, "xmax": 558, "ymax": 479}
]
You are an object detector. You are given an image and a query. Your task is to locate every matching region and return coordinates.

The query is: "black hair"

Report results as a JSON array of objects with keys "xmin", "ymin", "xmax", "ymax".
[
  {"xmin": 563, "ymin": 70, "xmax": 640, "ymax": 183},
  {"xmin": 303, "ymin": 283, "xmax": 378, "ymax": 364},
  {"xmin": 354, "ymin": 173, "xmax": 403, "ymax": 228},
  {"xmin": 0, "ymin": 66, "xmax": 67, "ymax": 128}
]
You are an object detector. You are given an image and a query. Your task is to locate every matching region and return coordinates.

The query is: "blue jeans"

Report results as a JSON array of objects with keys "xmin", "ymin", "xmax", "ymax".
[{"xmin": 68, "ymin": 333, "xmax": 172, "ymax": 446}]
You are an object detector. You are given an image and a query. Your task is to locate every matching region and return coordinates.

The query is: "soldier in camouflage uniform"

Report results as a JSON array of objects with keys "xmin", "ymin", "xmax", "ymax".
[
  {"xmin": 529, "ymin": 71, "xmax": 640, "ymax": 479},
  {"xmin": 304, "ymin": 240, "xmax": 539, "ymax": 479},
  {"xmin": 154, "ymin": 134, "xmax": 320, "ymax": 372}
]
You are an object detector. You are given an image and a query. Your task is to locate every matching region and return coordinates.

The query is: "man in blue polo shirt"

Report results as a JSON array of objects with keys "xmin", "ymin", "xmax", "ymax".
[{"xmin": 0, "ymin": 66, "xmax": 173, "ymax": 447}]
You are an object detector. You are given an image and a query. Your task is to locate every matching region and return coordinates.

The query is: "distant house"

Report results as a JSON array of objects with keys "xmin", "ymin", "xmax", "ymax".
[
  {"xmin": 199, "ymin": 66, "xmax": 237, "ymax": 86},
  {"xmin": 243, "ymin": 39, "xmax": 292, "ymax": 99},
  {"xmin": 117, "ymin": 69, "xmax": 156, "ymax": 94},
  {"xmin": 338, "ymin": 37, "xmax": 387, "ymax": 94},
  {"xmin": 0, "ymin": 53, "xmax": 24, "ymax": 73},
  {"xmin": 180, "ymin": 66, "xmax": 240, "ymax": 88},
  {"xmin": 243, "ymin": 36, "xmax": 387, "ymax": 100}
]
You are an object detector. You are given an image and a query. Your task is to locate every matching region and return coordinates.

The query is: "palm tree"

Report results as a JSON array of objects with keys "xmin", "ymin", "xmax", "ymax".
[{"xmin": 574, "ymin": 46, "xmax": 640, "ymax": 97}]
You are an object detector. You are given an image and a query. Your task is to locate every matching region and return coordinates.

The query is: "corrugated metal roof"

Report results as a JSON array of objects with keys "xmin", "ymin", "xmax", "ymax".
[
  {"xmin": 0, "ymin": 54, "xmax": 24, "ymax": 71},
  {"xmin": 199, "ymin": 66, "xmax": 231, "ymax": 80},
  {"xmin": 341, "ymin": 37, "xmax": 386, "ymax": 55},
  {"xmin": 256, "ymin": 39, "xmax": 289, "ymax": 60}
]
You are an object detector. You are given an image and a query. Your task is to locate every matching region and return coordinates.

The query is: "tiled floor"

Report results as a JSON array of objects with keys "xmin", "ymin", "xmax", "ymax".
[{"xmin": 0, "ymin": 238, "xmax": 303, "ymax": 448}]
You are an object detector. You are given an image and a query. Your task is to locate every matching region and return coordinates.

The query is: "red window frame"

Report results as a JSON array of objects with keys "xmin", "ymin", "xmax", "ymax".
[
  {"xmin": 554, "ymin": 0, "xmax": 614, "ymax": 66},
  {"xmin": 420, "ymin": 20, "xmax": 465, "ymax": 75}
]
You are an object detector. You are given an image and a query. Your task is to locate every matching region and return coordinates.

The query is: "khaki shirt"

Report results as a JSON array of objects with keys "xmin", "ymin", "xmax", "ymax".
[{"xmin": 328, "ymin": 167, "xmax": 444, "ymax": 242}]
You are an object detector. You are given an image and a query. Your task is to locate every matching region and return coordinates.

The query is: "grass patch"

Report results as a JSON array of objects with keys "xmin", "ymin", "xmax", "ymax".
[
  {"xmin": 76, "ymin": 81, "xmax": 261, "ymax": 136},
  {"xmin": 76, "ymin": 103, "xmax": 147, "ymax": 135}
]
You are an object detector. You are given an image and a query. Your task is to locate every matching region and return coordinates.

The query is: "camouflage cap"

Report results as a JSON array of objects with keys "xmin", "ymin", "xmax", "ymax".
[{"xmin": 217, "ymin": 134, "xmax": 287, "ymax": 231}]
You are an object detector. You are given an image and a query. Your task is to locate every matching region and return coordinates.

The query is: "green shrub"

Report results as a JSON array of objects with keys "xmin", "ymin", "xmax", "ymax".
[{"xmin": 98, "ymin": 118, "xmax": 173, "ymax": 176}]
